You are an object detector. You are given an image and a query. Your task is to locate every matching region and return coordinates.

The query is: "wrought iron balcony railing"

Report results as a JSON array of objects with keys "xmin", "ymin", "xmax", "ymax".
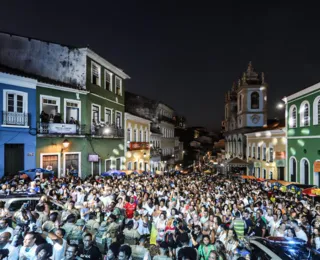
[
  {"xmin": 91, "ymin": 124, "xmax": 124, "ymax": 138},
  {"xmin": 37, "ymin": 122, "xmax": 85, "ymax": 135},
  {"xmin": 2, "ymin": 111, "xmax": 29, "ymax": 126}
]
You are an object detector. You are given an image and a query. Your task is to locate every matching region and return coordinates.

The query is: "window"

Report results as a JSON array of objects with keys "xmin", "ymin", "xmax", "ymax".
[
  {"xmin": 134, "ymin": 161, "xmax": 137, "ymax": 170},
  {"xmin": 41, "ymin": 154, "xmax": 59, "ymax": 178},
  {"xmin": 3, "ymin": 90, "xmax": 28, "ymax": 126},
  {"xmin": 105, "ymin": 70, "xmax": 112, "ymax": 91},
  {"xmin": 269, "ymin": 171, "xmax": 273, "ymax": 180},
  {"xmin": 144, "ymin": 131, "xmax": 147, "ymax": 142},
  {"xmin": 140, "ymin": 130, "xmax": 143, "ymax": 142},
  {"xmin": 65, "ymin": 153, "xmax": 80, "ymax": 177},
  {"xmin": 139, "ymin": 162, "xmax": 143, "ymax": 170},
  {"xmin": 257, "ymin": 146, "xmax": 261, "ymax": 160},
  {"xmin": 127, "ymin": 128, "xmax": 131, "ymax": 142},
  {"xmin": 133, "ymin": 129, "xmax": 137, "ymax": 141},
  {"xmin": 252, "ymin": 145, "xmax": 255, "ymax": 158},
  {"xmin": 248, "ymin": 144, "xmax": 251, "ymax": 157},
  {"xmin": 105, "ymin": 159, "xmax": 111, "ymax": 171},
  {"xmin": 92, "ymin": 105, "xmax": 100, "ymax": 124},
  {"xmin": 91, "ymin": 62, "xmax": 101, "ymax": 86},
  {"xmin": 300, "ymin": 101, "xmax": 310, "ymax": 127},
  {"xmin": 269, "ymin": 147, "xmax": 274, "ymax": 162},
  {"xmin": 115, "ymin": 111, "xmax": 122, "ymax": 128},
  {"xmin": 263, "ymin": 169, "xmax": 267, "ymax": 179},
  {"xmin": 251, "ymin": 92, "xmax": 259, "ymax": 109},
  {"xmin": 290, "ymin": 157, "xmax": 297, "ymax": 182},
  {"xmin": 65, "ymin": 99, "xmax": 80, "ymax": 124},
  {"xmin": 313, "ymin": 97, "xmax": 320, "ymax": 125},
  {"xmin": 116, "ymin": 158, "xmax": 121, "ymax": 170},
  {"xmin": 262, "ymin": 145, "xmax": 266, "ymax": 160},
  {"xmin": 105, "ymin": 108, "xmax": 112, "ymax": 125},
  {"xmin": 115, "ymin": 76, "xmax": 122, "ymax": 96},
  {"xmin": 289, "ymin": 105, "xmax": 297, "ymax": 128},
  {"xmin": 127, "ymin": 162, "xmax": 132, "ymax": 170}
]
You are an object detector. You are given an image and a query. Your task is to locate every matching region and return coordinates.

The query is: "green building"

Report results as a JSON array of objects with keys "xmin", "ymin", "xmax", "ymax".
[
  {"xmin": 284, "ymin": 81, "xmax": 320, "ymax": 186},
  {"xmin": 0, "ymin": 32, "xmax": 130, "ymax": 178}
]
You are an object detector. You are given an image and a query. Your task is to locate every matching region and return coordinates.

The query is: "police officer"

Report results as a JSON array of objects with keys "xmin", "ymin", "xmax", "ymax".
[
  {"xmin": 69, "ymin": 219, "xmax": 86, "ymax": 248},
  {"xmin": 62, "ymin": 214, "xmax": 78, "ymax": 242}
]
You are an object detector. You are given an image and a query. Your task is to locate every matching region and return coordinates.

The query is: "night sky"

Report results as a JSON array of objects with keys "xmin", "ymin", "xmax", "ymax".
[{"xmin": 1, "ymin": 1, "xmax": 320, "ymax": 130}]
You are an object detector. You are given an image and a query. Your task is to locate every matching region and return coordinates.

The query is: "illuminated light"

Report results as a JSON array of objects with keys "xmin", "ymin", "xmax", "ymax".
[
  {"xmin": 62, "ymin": 139, "xmax": 70, "ymax": 148},
  {"xmin": 277, "ymin": 103, "xmax": 284, "ymax": 109},
  {"xmin": 265, "ymin": 131, "xmax": 272, "ymax": 137},
  {"xmin": 297, "ymin": 139, "xmax": 305, "ymax": 147},
  {"xmin": 266, "ymin": 163, "xmax": 269, "ymax": 166},
  {"xmin": 104, "ymin": 128, "xmax": 111, "ymax": 134},
  {"xmin": 110, "ymin": 156, "xmax": 115, "ymax": 160},
  {"xmin": 126, "ymin": 151, "xmax": 132, "ymax": 158},
  {"xmin": 122, "ymin": 157, "xmax": 126, "ymax": 162},
  {"xmin": 281, "ymin": 137, "xmax": 287, "ymax": 144},
  {"xmin": 264, "ymin": 96, "xmax": 267, "ymax": 101},
  {"xmin": 113, "ymin": 149, "xmax": 119, "ymax": 155},
  {"xmin": 272, "ymin": 138, "xmax": 278, "ymax": 145},
  {"xmin": 119, "ymin": 144, "xmax": 124, "ymax": 150},
  {"xmin": 164, "ymin": 161, "xmax": 167, "ymax": 163},
  {"xmin": 255, "ymin": 132, "xmax": 261, "ymax": 137},
  {"xmin": 127, "ymin": 141, "xmax": 130, "ymax": 144},
  {"xmin": 287, "ymin": 129, "xmax": 295, "ymax": 135},
  {"xmin": 260, "ymin": 86, "xmax": 266, "ymax": 91},
  {"xmin": 258, "ymin": 141, "xmax": 263, "ymax": 147},
  {"xmin": 213, "ymin": 162, "xmax": 218, "ymax": 165},
  {"xmin": 133, "ymin": 153, "xmax": 139, "ymax": 159},
  {"xmin": 301, "ymin": 128, "xmax": 310, "ymax": 135},
  {"xmin": 290, "ymin": 147, "xmax": 296, "ymax": 156},
  {"xmin": 121, "ymin": 165, "xmax": 126, "ymax": 170}
]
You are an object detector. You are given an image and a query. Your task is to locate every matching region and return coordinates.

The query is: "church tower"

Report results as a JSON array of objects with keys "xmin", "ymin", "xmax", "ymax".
[{"xmin": 237, "ymin": 62, "xmax": 267, "ymax": 128}]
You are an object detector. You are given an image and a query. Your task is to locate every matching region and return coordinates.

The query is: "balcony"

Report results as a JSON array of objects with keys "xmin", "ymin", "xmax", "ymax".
[
  {"xmin": 150, "ymin": 148, "xmax": 161, "ymax": 157},
  {"xmin": 37, "ymin": 122, "xmax": 85, "ymax": 135},
  {"xmin": 158, "ymin": 115, "xmax": 176, "ymax": 124},
  {"xmin": 2, "ymin": 111, "xmax": 29, "ymax": 127},
  {"xmin": 91, "ymin": 124, "xmax": 124, "ymax": 138},
  {"xmin": 128, "ymin": 142, "xmax": 150, "ymax": 151},
  {"xmin": 150, "ymin": 125, "xmax": 162, "ymax": 135}
]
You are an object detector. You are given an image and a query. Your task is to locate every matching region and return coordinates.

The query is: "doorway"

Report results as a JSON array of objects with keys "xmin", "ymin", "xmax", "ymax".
[
  {"xmin": 5, "ymin": 144, "xmax": 24, "ymax": 176},
  {"xmin": 278, "ymin": 167, "xmax": 285, "ymax": 180}
]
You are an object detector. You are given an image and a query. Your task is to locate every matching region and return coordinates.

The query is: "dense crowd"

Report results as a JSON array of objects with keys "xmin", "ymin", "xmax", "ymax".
[{"xmin": 0, "ymin": 172, "xmax": 319, "ymax": 260}]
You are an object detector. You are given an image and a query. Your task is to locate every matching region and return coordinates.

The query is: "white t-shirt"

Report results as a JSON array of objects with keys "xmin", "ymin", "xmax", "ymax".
[
  {"xmin": 47, "ymin": 237, "xmax": 67, "ymax": 260},
  {"xmin": 19, "ymin": 245, "xmax": 38, "ymax": 260},
  {"xmin": 296, "ymin": 229, "xmax": 308, "ymax": 242},
  {"xmin": 3, "ymin": 242, "xmax": 19, "ymax": 260}
]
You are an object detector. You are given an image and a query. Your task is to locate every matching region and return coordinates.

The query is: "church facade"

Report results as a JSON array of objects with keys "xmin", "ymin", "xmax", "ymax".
[{"xmin": 223, "ymin": 62, "xmax": 268, "ymax": 172}]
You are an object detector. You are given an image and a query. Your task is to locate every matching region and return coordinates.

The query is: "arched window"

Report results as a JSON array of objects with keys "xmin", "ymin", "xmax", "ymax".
[
  {"xmin": 263, "ymin": 169, "xmax": 267, "ymax": 179},
  {"xmin": 313, "ymin": 96, "xmax": 320, "ymax": 125},
  {"xmin": 127, "ymin": 162, "xmax": 132, "ymax": 170},
  {"xmin": 269, "ymin": 171, "xmax": 273, "ymax": 180},
  {"xmin": 300, "ymin": 101, "xmax": 310, "ymax": 127},
  {"xmin": 139, "ymin": 130, "xmax": 143, "ymax": 141},
  {"xmin": 133, "ymin": 129, "xmax": 137, "ymax": 141},
  {"xmin": 289, "ymin": 157, "xmax": 297, "ymax": 182},
  {"xmin": 139, "ymin": 162, "xmax": 143, "ymax": 170},
  {"xmin": 289, "ymin": 105, "xmax": 297, "ymax": 128},
  {"xmin": 127, "ymin": 128, "xmax": 131, "ymax": 142},
  {"xmin": 300, "ymin": 158, "xmax": 309, "ymax": 184},
  {"xmin": 248, "ymin": 144, "xmax": 251, "ymax": 157},
  {"xmin": 252, "ymin": 144, "xmax": 256, "ymax": 158},
  {"xmin": 251, "ymin": 92, "xmax": 260, "ymax": 109}
]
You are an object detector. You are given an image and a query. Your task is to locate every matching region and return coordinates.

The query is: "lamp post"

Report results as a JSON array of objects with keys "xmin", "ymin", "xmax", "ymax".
[{"xmin": 61, "ymin": 139, "xmax": 70, "ymax": 153}]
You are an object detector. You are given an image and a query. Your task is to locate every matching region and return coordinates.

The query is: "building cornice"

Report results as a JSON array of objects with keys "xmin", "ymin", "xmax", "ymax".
[
  {"xmin": 90, "ymin": 93, "xmax": 124, "ymax": 106},
  {"xmin": 38, "ymin": 82, "xmax": 88, "ymax": 94},
  {"xmin": 125, "ymin": 112, "xmax": 151, "ymax": 125},
  {"xmin": 284, "ymin": 81, "xmax": 320, "ymax": 102},
  {"xmin": 245, "ymin": 129, "xmax": 285, "ymax": 137},
  {"xmin": 0, "ymin": 72, "xmax": 37, "ymax": 89},
  {"xmin": 82, "ymin": 48, "xmax": 130, "ymax": 79}
]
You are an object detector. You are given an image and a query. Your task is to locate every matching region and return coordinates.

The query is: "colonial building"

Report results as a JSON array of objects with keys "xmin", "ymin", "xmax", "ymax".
[
  {"xmin": 0, "ymin": 32, "xmax": 130, "ymax": 178},
  {"xmin": 283, "ymin": 81, "xmax": 320, "ymax": 186},
  {"xmin": 0, "ymin": 66, "xmax": 37, "ymax": 177},
  {"xmin": 245, "ymin": 126, "xmax": 286, "ymax": 180},
  {"xmin": 124, "ymin": 112, "xmax": 151, "ymax": 172},
  {"xmin": 224, "ymin": 62, "xmax": 268, "ymax": 170}
]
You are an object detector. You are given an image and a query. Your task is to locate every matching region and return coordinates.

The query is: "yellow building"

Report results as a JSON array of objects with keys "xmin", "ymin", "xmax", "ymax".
[
  {"xmin": 124, "ymin": 113, "xmax": 151, "ymax": 171},
  {"xmin": 245, "ymin": 128, "xmax": 286, "ymax": 180}
]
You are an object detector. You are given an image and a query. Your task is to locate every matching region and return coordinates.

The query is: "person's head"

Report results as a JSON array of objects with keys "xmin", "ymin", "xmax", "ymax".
[
  {"xmin": 235, "ymin": 211, "xmax": 241, "ymax": 218},
  {"xmin": 65, "ymin": 244, "xmax": 78, "ymax": 260},
  {"xmin": 287, "ymin": 228, "xmax": 296, "ymax": 237},
  {"xmin": 36, "ymin": 243, "xmax": 53, "ymax": 260},
  {"xmin": 202, "ymin": 235, "xmax": 211, "ymax": 246},
  {"xmin": 290, "ymin": 220, "xmax": 299, "ymax": 229},
  {"xmin": 0, "ymin": 219, "xmax": 8, "ymax": 230},
  {"xmin": 24, "ymin": 232, "xmax": 37, "ymax": 248},
  {"xmin": 67, "ymin": 201, "xmax": 75, "ymax": 210},
  {"xmin": 83, "ymin": 233, "xmax": 93, "ymax": 250},
  {"xmin": 0, "ymin": 232, "xmax": 10, "ymax": 245},
  {"xmin": 49, "ymin": 212, "xmax": 58, "ymax": 222},
  {"xmin": 36, "ymin": 204, "xmax": 45, "ymax": 213},
  {"xmin": 107, "ymin": 242, "xmax": 121, "ymax": 260},
  {"xmin": 55, "ymin": 228, "xmax": 65, "ymax": 239},
  {"xmin": 208, "ymin": 250, "xmax": 219, "ymax": 260},
  {"xmin": 118, "ymin": 244, "xmax": 132, "ymax": 260},
  {"xmin": 256, "ymin": 209, "xmax": 263, "ymax": 219},
  {"xmin": 227, "ymin": 229, "xmax": 237, "ymax": 240}
]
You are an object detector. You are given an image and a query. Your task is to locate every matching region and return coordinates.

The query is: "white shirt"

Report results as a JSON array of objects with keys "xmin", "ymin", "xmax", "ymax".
[
  {"xmin": 47, "ymin": 237, "xmax": 67, "ymax": 260},
  {"xmin": 19, "ymin": 244, "xmax": 37, "ymax": 260},
  {"xmin": 3, "ymin": 242, "xmax": 19, "ymax": 260},
  {"xmin": 295, "ymin": 229, "xmax": 308, "ymax": 242}
]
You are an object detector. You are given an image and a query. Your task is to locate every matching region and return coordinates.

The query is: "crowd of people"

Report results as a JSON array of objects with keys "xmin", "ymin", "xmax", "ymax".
[{"xmin": 0, "ymin": 171, "xmax": 319, "ymax": 260}]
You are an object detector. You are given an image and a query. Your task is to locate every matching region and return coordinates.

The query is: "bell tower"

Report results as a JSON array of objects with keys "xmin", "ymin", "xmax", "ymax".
[{"xmin": 237, "ymin": 62, "xmax": 267, "ymax": 128}]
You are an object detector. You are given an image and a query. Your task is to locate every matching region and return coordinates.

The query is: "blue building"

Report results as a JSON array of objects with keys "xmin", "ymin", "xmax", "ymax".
[{"xmin": 0, "ymin": 69, "xmax": 37, "ymax": 177}]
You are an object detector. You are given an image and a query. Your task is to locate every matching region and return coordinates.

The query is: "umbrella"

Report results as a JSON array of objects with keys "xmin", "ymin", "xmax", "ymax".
[
  {"xmin": 302, "ymin": 187, "xmax": 320, "ymax": 196},
  {"xmin": 19, "ymin": 168, "xmax": 53, "ymax": 180},
  {"xmin": 241, "ymin": 175, "xmax": 256, "ymax": 180},
  {"xmin": 256, "ymin": 178, "xmax": 265, "ymax": 182},
  {"xmin": 101, "ymin": 170, "xmax": 125, "ymax": 177}
]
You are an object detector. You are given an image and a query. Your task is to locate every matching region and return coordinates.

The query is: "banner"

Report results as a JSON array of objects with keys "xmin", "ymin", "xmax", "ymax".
[
  {"xmin": 129, "ymin": 142, "xmax": 150, "ymax": 150},
  {"xmin": 48, "ymin": 123, "xmax": 77, "ymax": 134}
]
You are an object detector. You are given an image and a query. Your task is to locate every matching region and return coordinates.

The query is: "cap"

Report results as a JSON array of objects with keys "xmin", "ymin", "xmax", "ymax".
[
  {"xmin": 98, "ymin": 221, "xmax": 108, "ymax": 232},
  {"xmin": 75, "ymin": 219, "xmax": 85, "ymax": 226}
]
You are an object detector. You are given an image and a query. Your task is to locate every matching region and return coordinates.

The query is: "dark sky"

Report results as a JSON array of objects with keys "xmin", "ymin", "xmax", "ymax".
[{"xmin": 1, "ymin": 1, "xmax": 320, "ymax": 130}]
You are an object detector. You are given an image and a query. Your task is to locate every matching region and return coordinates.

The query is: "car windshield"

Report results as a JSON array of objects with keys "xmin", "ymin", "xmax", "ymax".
[{"xmin": 254, "ymin": 238, "xmax": 320, "ymax": 260}]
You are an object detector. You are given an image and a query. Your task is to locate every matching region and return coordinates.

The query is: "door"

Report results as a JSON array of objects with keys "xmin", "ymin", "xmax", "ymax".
[
  {"xmin": 42, "ymin": 154, "xmax": 59, "ymax": 177},
  {"xmin": 92, "ymin": 161, "xmax": 100, "ymax": 176},
  {"xmin": 5, "ymin": 144, "xmax": 24, "ymax": 176},
  {"xmin": 278, "ymin": 167, "xmax": 285, "ymax": 180},
  {"xmin": 65, "ymin": 153, "xmax": 80, "ymax": 176}
]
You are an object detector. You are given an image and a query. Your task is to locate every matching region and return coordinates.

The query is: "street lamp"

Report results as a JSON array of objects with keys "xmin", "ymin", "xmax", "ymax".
[
  {"xmin": 61, "ymin": 139, "xmax": 70, "ymax": 153},
  {"xmin": 277, "ymin": 103, "xmax": 284, "ymax": 109}
]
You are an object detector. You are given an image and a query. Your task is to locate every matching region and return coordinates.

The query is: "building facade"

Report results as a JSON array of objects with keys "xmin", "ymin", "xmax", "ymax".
[
  {"xmin": 124, "ymin": 113, "xmax": 151, "ymax": 172},
  {"xmin": 246, "ymin": 129, "xmax": 286, "ymax": 180},
  {"xmin": 224, "ymin": 62, "xmax": 268, "ymax": 165},
  {"xmin": 0, "ymin": 32, "xmax": 130, "ymax": 178},
  {"xmin": 0, "ymin": 70, "xmax": 37, "ymax": 177},
  {"xmin": 284, "ymin": 82, "xmax": 320, "ymax": 186}
]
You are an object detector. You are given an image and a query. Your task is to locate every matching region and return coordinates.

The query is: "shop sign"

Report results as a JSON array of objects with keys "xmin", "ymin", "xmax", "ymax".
[
  {"xmin": 276, "ymin": 159, "xmax": 286, "ymax": 167},
  {"xmin": 129, "ymin": 142, "xmax": 150, "ymax": 150},
  {"xmin": 48, "ymin": 123, "xmax": 76, "ymax": 134},
  {"xmin": 275, "ymin": 151, "xmax": 286, "ymax": 160},
  {"xmin": 254, "ymin": 162, "xmax": 261, "ymax": 167},
  {"xmin": 314, "ymin": 161, "xmax": 320, "ymax": 172}
]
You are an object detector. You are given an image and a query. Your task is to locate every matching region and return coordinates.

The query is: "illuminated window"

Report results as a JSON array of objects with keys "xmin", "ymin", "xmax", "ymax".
[
  {"xmin": 269, "ymin": 147, "xmax": 274, "ymax": 162},
  {"xmin": 257, "ymin": 146, "xmax": 261, "ymax": 160},
  {"xmin": 91, "ymin": 62, "xmax": 101, "ymax": 86},
  {"xmin": 139, "ymin": 130, "xmax": 143, "ymax": 142},
  {"xmin": 300, "ymin": 101, "xmax": 310, "ymax": 127},
  {"xmin": 248, "ymin": 144, "xmax": 251, "ymax": 157},
  {"xmin": 105, "ymin": 70, "xmax": 112, "ymax": 91},
  {"xmin": 262, "ymin": 145, "xmax": 266, "ymax": 160},
  {"xmin": 313, "ymin": 96, "xmax": 320, "ymax": 125},
  {"xmin": 251, "ymin": 92, "xmax": 259, "ymax": 109},
  {"xmin": 127, "ymin": 128, "xmax": 131, "ymax": 142},
  {"xmin": 252, "ymin": 145, "xmax": 256, "ymax": 158},
  {"xmin": 115, "ymin": 76, "xmax": 122, "ymax": 96}
]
